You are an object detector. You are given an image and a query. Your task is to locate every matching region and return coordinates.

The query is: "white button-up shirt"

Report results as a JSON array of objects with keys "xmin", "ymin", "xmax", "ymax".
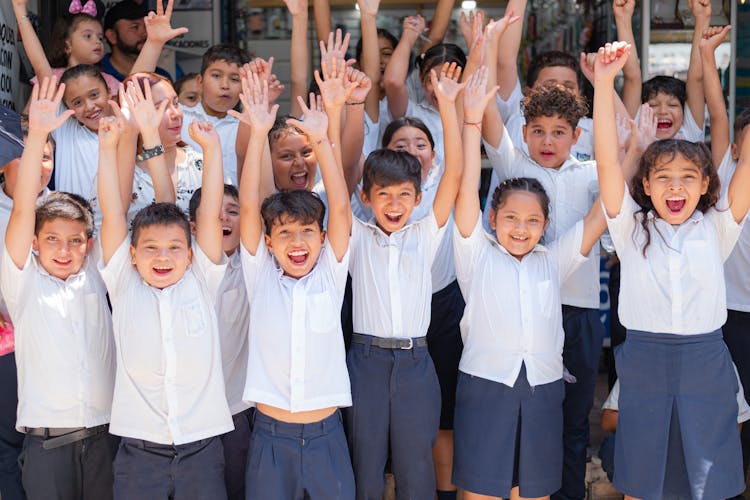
[
  {"xmin": 483, "ymin": 129, "xmax": 600, "ymax": 308},
  {"xmin": 350, "ymin": 213, "xmax": 445, "ymax": 338},
  {"xmin": 100, "ymin": 238, "xmax": 233, "ymax": 445},
  {"xmin": 606, "ymin": 188, "xmax": 743, "ymax": 334},
  {"xmin": 454, "ymin": 216, "xmax": 587, "ymax": 387},
  {"xmin": 1, "ymin": 246, "xmax": 115, "ymax": 431},
  {"xmin": 215, "ymin": 251, "xmax": 251, "ymax": 414},
  {"xmin": 242, "ymin": 239, "xmax": 351, "ymax": 412},
  {"xmin": 716, "ymin": 148, "xmax": 750, "ymax": 312},
  {"xmin": 180, "ymin": 103, "xmax": 240, "ymax": 185}
]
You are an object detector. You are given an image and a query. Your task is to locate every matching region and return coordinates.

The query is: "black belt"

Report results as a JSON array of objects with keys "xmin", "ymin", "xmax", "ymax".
[
  {"xmin": 24, "ymin": 424, "xmax": 109, "ymax": 450},
  {"xmin": 351, "ymin": 333, "xmax": 427, "ymax": 350}
]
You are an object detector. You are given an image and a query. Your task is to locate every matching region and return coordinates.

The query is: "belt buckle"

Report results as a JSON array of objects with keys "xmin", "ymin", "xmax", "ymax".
[{"xmin": 400, "ymin": 337, "xmax": 413, "ymax": 349}]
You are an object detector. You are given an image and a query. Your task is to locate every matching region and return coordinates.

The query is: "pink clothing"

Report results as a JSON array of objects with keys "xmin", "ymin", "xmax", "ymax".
[{"xmin": 31, "ymin": 67, "xmax": 119, "ymax": 96}]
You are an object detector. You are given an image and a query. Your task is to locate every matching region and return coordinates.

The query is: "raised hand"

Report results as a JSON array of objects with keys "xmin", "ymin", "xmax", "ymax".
[
  {"xmin": 283, "ymin": 0, "xmax": 307, "ymax": 16},
  {"xmin": 27, "ymin": 76, "xmax": 74, "ymax": 135},
  {"xmin": 188, "ymin": 120, "xmax": 220, "ymax": 150},
  {"xmin": 320, "ymin": 29, "xmax": 355, "ymax": 73},
  {"xmin": 634, "ymin": 103, "xmax": 657, "ymax": 152},
  {"xmin": 268, "ymin": 74, "xmax": 285, "ymax": 104},
  {"xmin": 356, "ymin": 0, "xmax": 380, "ymax": 17},
  {"xmin": 689, "ymin": 0, "xmax": 711, "ymax": 21},
  {"xmin": 287, "ymin": 94, "xmax": 328, "ymax": 142},
  {"xmin": 430, "ymin": 62, "xmax": 467, "ymax": 105},
  {"xmin": 700, "ymin": 25, "xmax": 731, "ymax": 52},
  {"xmin": 613, "ymin": 0, "xmax": 635, "ymax": 21},
  {"xmin": 98, "ymin": 116, "xmax": 123, "ymax": 149},
  {"xmin": 245, "ymin": 57, "xmax": 274, "ymax": 84},
  {"xmin": 145, "ymin": 0, "xmax": 189, "ymax": 44},
  {"xmin": 122, "ymin": 78, "xmax": 168, "ymax": 135},
  {"xmin": 594, "ymin": 41, "xmax": 631, "ymax": 83},
  {"xmin": 402, "ymin": 15, "xmax": 427, "ymax": 42},
  {"xmin": 345, "ymin": 68, "xmax": 372, "ymax": 104},
  {"xmin": 229, "ymin": 72, "xmax": 279, "ymax": 133},
  {"xmin": 108, "ymin": 83, "xmax": 137, "ymax": 134},
  {"xmin": 580, "ymin": 52, "xmax": 597, "ymax": 84},
  {"xmin": 315, "ymin": 57, "xmax": 355, "ymax": 111},
  {"xmin": 462, "ymin": 66, "xmax": 497, "ymax": 123},
  {"xmin": 459, "ymin": 10, "xmax": 484, "ymax": 47},
  {"xmin": 483, "ymin": 10, "xmax": 520, "ymax": 44}
]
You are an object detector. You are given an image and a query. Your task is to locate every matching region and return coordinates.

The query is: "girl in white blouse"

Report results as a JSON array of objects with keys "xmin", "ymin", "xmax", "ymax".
[{"xmin": 594, "ymin": 41, "xmax": 750, "ymax": 500}]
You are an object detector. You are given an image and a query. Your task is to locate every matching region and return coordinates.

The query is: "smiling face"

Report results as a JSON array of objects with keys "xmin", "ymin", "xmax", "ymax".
[
  {"xmin": 378, "ymin": 36, "xmax": 395, "ymax": 91},
  {"xmin": 490, "ymin": 190, "xmax": 549, "ymax": 260},
  {"xmin": 647, "ymin": 91, "xmax": 684, "ymax": 140},
  {"xmin": 33, "ymin": 218, "xmax": 93, "ymax": 280},
  {"xmin": 385, "ymin": 126, "xmax": 435, "ymax": 181},
  {"xmin": 149, "ymin": 80, "xmax": 184, "ymax": 147},
  {"xmin": 271, "ymin": 132, "xmax": 317, "ymax": 191},
  {"xmin": 220, "ymin": 194, "xmax": 241, "ymax": 255},
  {"xmin": 197, "ymin": 60, "xmax": 242, "ymax": 117},
  {"xmin": 67, "ymin": 19, "xmax": 105, "ymax": 65},
  {"xmin": 264, "ymin": 217, "xmax": 325, "ymax": 279},
  {"xmin": 130, "ymin": 223, "xmax": 193, "ymax": 289},
  {"xmin": 361, "ymin": 181, "xmax": 422, "ymax": 235},
  {"xmin": 63, "ymin": 75, "xmax": 110, "ymax": 132},
  {"xmin": 642, "ymin": 153, "xmax": 709, "ymax": 225},
  {"xmin": 523, "ymin": 115, "xmax": 580, "ymax": 169}
]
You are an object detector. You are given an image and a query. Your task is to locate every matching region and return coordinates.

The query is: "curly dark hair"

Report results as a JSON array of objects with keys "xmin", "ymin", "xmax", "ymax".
[
  {"xmin": 631, "ymin": 139, "xmax": 720, "ymax": 256},
  {"xmin": 522, "ymin": 83, "xmax": 588, "ymax": 130}
]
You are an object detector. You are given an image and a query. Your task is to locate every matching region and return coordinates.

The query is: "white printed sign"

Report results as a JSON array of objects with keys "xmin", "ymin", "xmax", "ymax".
[{"xmin": 0, "ymin": 3, "xmax": 20, "ymax": 111}]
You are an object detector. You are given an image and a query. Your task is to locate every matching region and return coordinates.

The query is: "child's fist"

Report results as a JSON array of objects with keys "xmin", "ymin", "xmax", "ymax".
[
  {"xmin": 700, "ymin": 25, "xmax": 731, "ymax": 52},
  {"xmin": 98, "ymin": 116, "xmax": 122, "ymax": 147},
  {"xmin": 594, "ymin": 41, "xmax": 631, "ymax": 83},
  {"xmin": 188, "ymin": 121, "xmax": 220, "ymax": 150}
]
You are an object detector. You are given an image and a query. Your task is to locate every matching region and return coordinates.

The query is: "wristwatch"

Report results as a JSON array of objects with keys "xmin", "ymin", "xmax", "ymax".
[{"xmin": 136, "ymin": 144, "xmax": 165, "ymax": 162}]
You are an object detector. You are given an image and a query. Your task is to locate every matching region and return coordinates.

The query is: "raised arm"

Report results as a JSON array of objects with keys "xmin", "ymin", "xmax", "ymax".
[
  {"xmin": 6, "ymin": 78, "xmax": 74, "ymax": 268},
  {"xmin": 424, "ymin": 0, "xmax": 454, "ymax": 50},
  {"xmin": 700, "ymin": 25, "xmax": 732, "ymax": 168},
  {"xmin": 238, "ymin": 74, "xmax": 278, "ymax": 255},
  {"xmin": 284, "ymin": 0, "xmax": 309, "ymax": 117},
  {"xmin": 686, "ymin": 0, "xmax": 712, "ymax": 129},
  {"xmin": 12, "ymin": 0, "xmax": 53, "ymax": 81},
  {"xmin": 456, "ymin": 67, "xmax": 498, "ymax": 236},
  {"xmin": 98, "ymin": 116, "xmax": 129, "ymax": 263},
  {"xmin": 316, "ymin": 57, "xmax": 354, "ymax": 179},
  {"xmin": 109, "ymin": 87, "xmax": 139, "ymax": 212},
  {"xmin": 384, "ymin": 15, "xmax": 425, "ymax": 119},
  {"xmin": 579, "ymin": 197, "xmax": 607, "ymax": 256},
  {"xmin": 613, "ymin": 0, "xmax": 642, "ymax": 117},
  {"xmin": 289, "ymin": 95, "xmax": 351, "ymax": 260},
  {"xmin": 313, "ymin": 0, "xmax": 332, "ymax": 45},
  {"xmin": 728, "ymin": 93, "xmax": 750, "ymax": 222},
  {"xmin": 593, "ymin": 42, "xmax": 632, "ymax": 217},
  {"xmin": 357, "ymin": 0, "xmax": 382, "ymax": 122},
  {"xmin": 189, "ymin": 122, "xmax": 225, "ymax": 264},
  {"xmin": 340, "ymin": 69, "xmax": 371, "ymax": 194},
  {"xmin": 496, "ymin": 0, "xmax": 527, "ymax": 100},
  {"xmin": 130, "ymin": 0, "xmax": 189, "ymax": 75},
  {"xmin": 124, "ymin": 79, "xmax": 174, "ymax": 204}
]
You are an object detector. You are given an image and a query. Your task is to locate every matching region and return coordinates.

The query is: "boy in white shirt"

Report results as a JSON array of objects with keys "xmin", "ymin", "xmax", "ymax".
[
  {"xmin": 1, "ymin": 78, "xmax": 117, "ymax": 500},
  {"xmin": 238, "ymin": 73, "xmax": 354, "ymax": 498},
  {"xmin": 97, "ymin": 79, "xmax": 233, "ymax": 499}
]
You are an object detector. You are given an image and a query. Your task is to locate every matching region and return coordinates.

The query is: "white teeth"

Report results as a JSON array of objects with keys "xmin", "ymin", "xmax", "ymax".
[
  {"xmin": 291, "ymin": 172, "xmax": 306, "ymax": 179},
  {"xmin": 289, "ymin": 250, "xmax": 307, "ymax": 256}
]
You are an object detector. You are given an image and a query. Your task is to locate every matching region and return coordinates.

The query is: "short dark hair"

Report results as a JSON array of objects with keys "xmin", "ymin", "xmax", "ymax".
[
  {"xmin": 60, "ymin": 64, "xmax": 109, "ymax": 93},
  {"xmin": 188, "ymin": 184, "xmax": 240, "ymax": 222},
  {"xmin": 522, "ymin": 82, "xmax": 588, "ymax": 129},
  {"xmin": 355, "ymin": 28, "xmax": 398, "ymax": 62},
  {"xmin": 734, "ymin": 108, "xmax": 750, "ymax": 138},
  {"xmin": 381, "ymin": 117, "xmax": 435, "ymax": 150},
  {"xmin": 261, "ymin": 190, "xmax": 326, "ymax": 235},
  {"xmin": 526, "ymin": 51, "xmax": 580, "ymax": 89},
  {"xmin": 174, "ymin": 73, "xmax": 199, "ymax": 95},
  {"xmin": 35, "ymin": 192, "xmax": 95, "ymax": 238},
  {"xmin": 490, "ymin": 177, "xmax": 550, "ymax": 221},
  {"xmin": 131, "ymin": 203, "xmax": 191, "ymax": 246},
  {"xmin": 362, "ymin": 149, "xmax": 422, "ymax": 196},
  {"xmin": 200, "ymin": 44, "xmax": 250, "ymax": 75},
  {"xmin": 415, "ymin": 43, "xmax": 466, "ymax": 79},
  {"xmin": 641, "ymin": 76, "xmax": 687, "ymax": 107}
]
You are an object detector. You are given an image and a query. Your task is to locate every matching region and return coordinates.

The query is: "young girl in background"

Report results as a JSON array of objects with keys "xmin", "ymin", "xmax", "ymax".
[
  {"xmin": 594, "ymin": 41, "xmax": 750, "ymax": 499},
  {"xmin": 13, "ymin": 0, "xmax": 120, "ymax": 96}
]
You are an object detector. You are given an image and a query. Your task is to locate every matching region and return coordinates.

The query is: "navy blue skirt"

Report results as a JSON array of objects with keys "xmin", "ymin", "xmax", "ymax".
[{"xmin": 613, "ymin": 329, "xmax": 744, "ymax": 499}]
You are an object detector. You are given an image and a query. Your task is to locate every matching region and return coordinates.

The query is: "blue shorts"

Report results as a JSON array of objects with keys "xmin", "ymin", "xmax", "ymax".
[{"xmin": 453, "ymin": 365, "xmax": 564, "ymax": 498}]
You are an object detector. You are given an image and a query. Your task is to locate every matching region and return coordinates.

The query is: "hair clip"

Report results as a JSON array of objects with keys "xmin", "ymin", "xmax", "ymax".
[{"xmin": 69, "ymin": 0, "xmax": 97, "ymax": 16}]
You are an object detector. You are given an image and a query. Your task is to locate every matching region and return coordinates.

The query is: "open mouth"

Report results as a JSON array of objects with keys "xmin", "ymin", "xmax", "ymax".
[
  {"xmin": 657, "ymin": 119, "xmax": 673, "ymax": 130},
  {"xmin": 510, "ymin": 234, "xmax": 529, "ymax": 242},
  {"xmin": 222, "ymin": 227, "xmax": 233, "ymax": 236},
  {"xmin": 86, "ymin": 110, "xmax": 102, "ymax": 121},
  {"xmin": 152, "ymin": 265, "xmax": 173, "ymax": 276},
  {"xmin": 539, "ymin": 151, "xmax": 555, "ymax": 158},
  {"xmin": 666, "ymin": 198, "xmax": 686, "ymax": 213},
  {"xmin": 53, "ymin": 258, "xmax": 72, "ymax": 266},
  {"xmin": 384, "ymin": 211, "xmax": 403, "ymax": 224},
  {"xmin": 288, "ymin": 249, "xmax": 309, "ymax": 265},
  {"xmin": 290, "ymin": 171, "xmax": 308, "ymax": 189}
]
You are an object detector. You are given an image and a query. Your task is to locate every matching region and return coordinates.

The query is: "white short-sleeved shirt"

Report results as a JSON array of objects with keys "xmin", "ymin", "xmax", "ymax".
[
  {"xmin": 605, "ymin": 188, "xmax": 743, "ymax": 334},
  {"xmin": 350, "ymin": 213, "xmax": 445, "ymax": 338},
  {"xmin": 215, "ymin": 251, "xmax": 251, "ymax": 414},
  {"xmin": 51, "ymin": 116, "xmax": 101, "ymax": 224},
  {"xmin": 454, "ymin": 215, "xmax": 587, "ymax": 387},
  {"xmin": 180, "ymin": 103, "xmax": 239, "ymax": 185},
  {"xmin": 363, "ymin": 99, "xmax": 391, "ymax": 159},
  {"xmin": 716, "ymin": 148, "xmax": 750, "ymax": 312},
  {"xmin": 350, "ymin": 164, "xmax": 455, "ymax": 293},
  {"xmin": 128, "ymin": 146, "xmax": 204, "ymax": 223},
  {"xmin": 603, "ymin": 376, "xmax": 750, "ymax": 423},
  {"xmin": 242, "ymin": 239, "xmax": 351, "ymax": 413},
  {"xmin": 404, "ymin": 100, "xmax": 444, "ymax": 168},
  {"xmin": 100, "ymin": 237, "xmax": 233, "ymax": 445},
  {"xmin": 1, "ymin": 246, "xmax": 115, "ymax": 431},
  {"xmin": 483, "ymin": 129, "xmax": 600, "ymax": 309}
]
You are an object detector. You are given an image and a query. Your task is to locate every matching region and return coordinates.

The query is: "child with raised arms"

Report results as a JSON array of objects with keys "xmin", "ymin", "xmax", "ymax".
[
  {"xmin": 452, "ymin": 56, "xmax": 606, "ymax": 500},
  {"xmin": 594, "ymin": 41, "xmax": 749, "ymax": 499}
]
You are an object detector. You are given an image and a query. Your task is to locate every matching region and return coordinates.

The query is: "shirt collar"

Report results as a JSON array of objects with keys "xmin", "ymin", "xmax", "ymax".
[{"xmin": 481, "ymin": 228, "xmax": 549, "ymax": 257}]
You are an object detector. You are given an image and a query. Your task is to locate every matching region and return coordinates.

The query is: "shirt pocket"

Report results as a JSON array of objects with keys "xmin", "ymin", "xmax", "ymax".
[
  {"xmin": 537, "ymin": 280, "xmax": 555, "ymax": 319},
  {"xmin": 307, "ymin": 292, "xmax": 337, "ymax": 334},
  {"xmin": 184, "ymin": 300, "xmax": 207, "ymax": 338},
  {"xmin": 683, "ymin": 240, "xmax": 710, "ymax": 282}
]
